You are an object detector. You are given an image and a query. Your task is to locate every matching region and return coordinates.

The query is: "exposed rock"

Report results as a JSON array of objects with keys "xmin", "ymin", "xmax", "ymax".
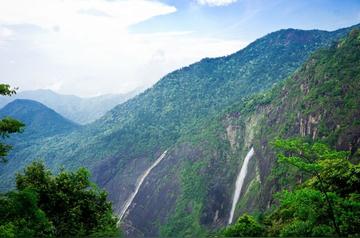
[{"xmin": 226, "ymin": 125, "xmax": 238, "ymax": 151}]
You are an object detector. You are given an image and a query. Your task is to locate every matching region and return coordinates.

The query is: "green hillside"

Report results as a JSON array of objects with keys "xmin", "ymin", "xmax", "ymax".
[
  {"xmin": 0, "ymin": 99, "xmax": 80, "ymax": 190},
  {"xmin": 122, "ymin": 29, "xmax": 360, "ymax": 236},
  {"xmin": 0, "ymin": 99, "xmax": 79, "ymax": 140},
  {"xmin": 239, "ymin": 28, "xmax": 360, "ymax": 214}
]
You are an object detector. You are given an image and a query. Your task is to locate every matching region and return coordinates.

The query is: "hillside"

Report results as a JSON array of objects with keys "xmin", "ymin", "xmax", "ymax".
[
  {"xmin": 238, "ymin": 28, "xmax": 360, "ymax": 214},
  {"xmin": 136, "ymin": 29, "xmax": 360, "ymax": 237},
  {"xmin": 0, "ymin": 99, "xmax": 79, "ymax": 140},
  {"xmin": 0, "ymin": 89, "xmax": 140, "ymax": 124},
  {"xmin": 0, "ymin": 24, "xmax": 359, "ymax": 236},
  {"xmin": 0, "ymin": 99, "xmax": 80, "ymax": 190}
]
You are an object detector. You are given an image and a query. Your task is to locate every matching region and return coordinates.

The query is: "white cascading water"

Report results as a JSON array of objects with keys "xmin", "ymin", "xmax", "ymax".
[
  {"xmin": 228, "ymin": 147, "xmax": 254, "ymax": 225},
  {"xmin": 117, "ymin": 150, "xmax": 168, "ymax": 225}
]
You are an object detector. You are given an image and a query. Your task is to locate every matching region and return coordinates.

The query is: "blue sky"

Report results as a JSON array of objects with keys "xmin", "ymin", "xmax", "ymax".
[
  {"xmin": 0, "ymin": 0, "xmax": 359, "ymax": 97},
  {"xmin": 133, "ymin": 0, "xmax": 360, "ymax": 40}
]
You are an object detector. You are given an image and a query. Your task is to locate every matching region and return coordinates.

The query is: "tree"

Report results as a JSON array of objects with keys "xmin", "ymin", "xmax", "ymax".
[
  {"xmin": 222, "ymin": 214, "xmax": 264, "ymax": 237},
  {"xmin": 0, "ymin": 84, "xmax": 119, "ymax": 237},
  {"xmin": 267, "ymin": 185, "xmax": 360, "ymax": 237},
  {"xmin": 0, "ymin": 84, "xmax": 24, "ymax": 162},
  {"xmin": 270, "ymin": 138, "xmax": 360, "ymax": 237},
  {"xmin": 273, "ymin": 139, "xmax": 342, "ymax": 235},
  {"xmin": 0, "ymin": 188, "xmax": 55, "ymax": 237},
  {"xmin": 0, "ymin": 84, "xmax": 16, "ymax": 96},
  {"xmin": 222, "ymin": 139, "xmax": 360, "ymax": 237},
  {"xmin": 15, "ymin": 161, "xmax": 119, "ymax": 237}
]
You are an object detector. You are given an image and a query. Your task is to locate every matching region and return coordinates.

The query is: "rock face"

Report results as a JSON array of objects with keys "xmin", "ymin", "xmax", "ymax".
[
  {"xmin": 299, "ymin": 114, "xmax": 321, "ymax": 139},
  {"xmin": 121, "ymin": 145, "xmax": 191, "ymax": 237}
]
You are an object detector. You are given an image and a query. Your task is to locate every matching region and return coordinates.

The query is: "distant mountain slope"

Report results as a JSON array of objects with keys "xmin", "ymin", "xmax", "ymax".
[
  {"xmin": 0, "ymin": 99, "xmax": 80, "ymax": 189},
  {"xmin": 0, "ymin": 99, "xmax": 79, "ymax": 140},
  {"xmin": 0, "ymin": 89, "xmax": 140, "ymax": 124},
  {"xmin": 0, "ymin": 24, "xmax": 359, "ymax": 236}
]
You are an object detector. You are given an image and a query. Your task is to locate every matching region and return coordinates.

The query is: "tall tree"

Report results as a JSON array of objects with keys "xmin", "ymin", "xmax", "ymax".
[
  {"xmin": 270, "ymin": 138, "xmax": 360, "ymax": 237},
  {"xmin": 16, "ymin": 162, "xmax": 119, "ymax": 237},
  {"xmin": 0, "ymin": 84, "xmax": 24, "ymax": 162}
]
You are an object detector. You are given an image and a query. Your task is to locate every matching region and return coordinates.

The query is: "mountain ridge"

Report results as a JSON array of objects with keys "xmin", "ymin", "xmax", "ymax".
[
  {"xmin": 0, "ymin": 89, "xmax": 141, "ymax": 124},
  {"xmin": 0, "ymin": 99, "xmax": 79, "ymax": 139}
]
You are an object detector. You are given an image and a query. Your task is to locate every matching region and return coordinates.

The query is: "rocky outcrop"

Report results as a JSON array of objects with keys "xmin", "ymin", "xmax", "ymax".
[{"xmin": 299, "ymin": 113, "xmax": 321, "ymax": 139}]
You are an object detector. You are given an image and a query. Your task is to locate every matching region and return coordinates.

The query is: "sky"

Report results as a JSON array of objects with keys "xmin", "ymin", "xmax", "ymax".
[{"xmin": 0, "ymin": 0, "xmax": 359, "ymax": 97}]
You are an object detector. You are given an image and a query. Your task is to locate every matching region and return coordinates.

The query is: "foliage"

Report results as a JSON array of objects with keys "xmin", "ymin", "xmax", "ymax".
[
  {"xmin": 267, "ymin": 188, "xmax": 334, "ymax": 237},
  {"xmin": 273, "ymin": 138, "xmax": 349, "ymax": 173},
  {"xmin": 0, "ymin": 188, "xmax": 55, "ymax": 237},
  {"xmin": 267, "ymin": 179, "xmax": 360, "ymax": 237},
  {"xmin": 223, "ymin": 138, "xmax": 360, "ymax": 237},
  {"xmin": 160, "ymin": 161, "xmax": 207, "ymax": 237},
  {"xmin": 0, "ymin": 84, "xmax": 16, "ymax": 97},
  {"xmin": 267, "ymin": 138, "xmax": 360, "ymax": 237},
  {"xmin": 222, "ymin": 214, "xmax": 264, "ymax": 237},
  {"xmin": 0, "ymin": 84, "xmax": 24, "ymax": 163},
  {"xmin": 14, "ymin": 161, "xmax": 119, "ymax": 237},
  {"xmin": 0, "ymin": 162, "xmax": 120, "ymax": 237},
  {"xmin": 0, "ymin": 84, "xmax": 119, "ymax": 237},
  {"xmin": 307, "ymin": 158, "xmax": 360, "ymax": 197}
]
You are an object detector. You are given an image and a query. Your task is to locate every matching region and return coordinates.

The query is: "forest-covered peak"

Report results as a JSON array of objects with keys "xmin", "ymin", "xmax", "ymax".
[
  {"xmin": 2, "ymin": 99, "xmax": 55, "ymax": 111},
  {"xmin": 337, "ymin": 28, "xmax": 360, "ymax": 48},
  {"xmin": 0, "ymin": 99, "xmax": 79, "ymax": 140}
]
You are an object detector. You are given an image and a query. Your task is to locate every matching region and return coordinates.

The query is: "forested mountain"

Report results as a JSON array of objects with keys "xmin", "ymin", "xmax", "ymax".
[
  {"xmin": 0, "ymin": 89, "xmax": 140, "ymax": 124},
  {"xmin": 0, "ymin": 99, "xmax": 80, "ymax": 191},
  {"xmin": 0, "ymin": 99, "xmax": 79, "ymax": 140},
  {"xmin": 0, "ymin": 24, "xmax": 359, "ymax": 237},
  {"xmin": 247, "ymin": 28, "xmax": 360, "ymax": 208},
  {"xmin": 121, "ymin": 29, "xmax": 360, "ymax": 237},
  {"xmin": 216, "ymin": 28, "xmax": 360, "ymax": 237}
]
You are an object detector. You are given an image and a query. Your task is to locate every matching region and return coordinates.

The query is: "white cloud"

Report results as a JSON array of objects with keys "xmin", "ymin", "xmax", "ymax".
[
  {"xmin": 196, "ymin": 0, "xmax": 237, "ymax": 6},
  {"xmin": 0, "ymin": 0, "xmax": 247, "ymax": 97},
  {"xmin": 0, "ymin": 0, "xmax": 176, "ymax": 29},
  {"xmin": 0, "ymin": 26, "xmax": 13, "ymax": 38},
  {"xmin": 44, "ymin": 80, "xmax": 63, "ymax": 91},
  {"xmin": 0, "ymin": 26, "xmax": 13, "ymax": 46}
]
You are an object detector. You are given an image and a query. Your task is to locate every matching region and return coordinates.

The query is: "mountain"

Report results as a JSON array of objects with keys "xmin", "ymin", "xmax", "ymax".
[
  {"xmin": 0, "ymin": 89, "xmax": 140, "ymax": 124},
  {"xmin": 0, "ymin": 99, "xmax": 80, "ymax": 189},
  {"xmin": 0, "ymin": 99, "xmax": 79, "ymax": 140},
  {"xmin": 0, "ymin": 24, "xmax": 359, "ymax": 236},
  {"xmin": 234, "ymin": 28, "xmax": 360, "ymax": 214},
  {"xmin": 121, "ymin": 30, "xmax": 360, "ymax": 237}
]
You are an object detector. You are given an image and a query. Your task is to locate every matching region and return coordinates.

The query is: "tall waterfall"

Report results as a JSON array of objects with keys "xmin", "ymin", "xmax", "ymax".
[
  {"xmin": 228, "ymin": 147, "xmax": 254, "ymax": 225},
  {"xmin": 117, "ymin": 150, "xmax": 168, "ymax": 225}
]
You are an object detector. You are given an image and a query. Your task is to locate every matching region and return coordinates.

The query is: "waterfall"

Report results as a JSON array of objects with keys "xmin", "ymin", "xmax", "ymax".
[
  {"xmin": 117, "ymin": 150, "xmax": 168, "ymax": 225},
  {"xmin": 228, "ymin": 147, "xmax": 254, "ymax": 225}
]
